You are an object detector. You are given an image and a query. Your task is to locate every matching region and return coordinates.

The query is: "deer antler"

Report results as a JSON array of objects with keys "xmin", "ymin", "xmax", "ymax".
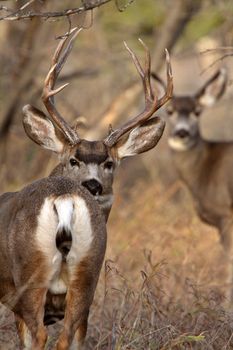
[
  {"xmin": 42, "ymin": 27, "xmax": 82, "ymax": 145},
  {"xmin": 104, "ymin": 40, "xmax": 173, "ymax": 147}
]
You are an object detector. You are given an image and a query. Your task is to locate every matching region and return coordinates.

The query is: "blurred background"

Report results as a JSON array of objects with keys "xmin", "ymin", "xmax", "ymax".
[{"xmin": 1, "ymin": 0, "xmax": 233, "ymax": 349}]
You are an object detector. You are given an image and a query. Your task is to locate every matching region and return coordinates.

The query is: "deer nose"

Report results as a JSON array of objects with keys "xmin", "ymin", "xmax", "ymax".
[
  {"xmin": 82, "ymin": 179, "xmax": 103, "ymax": 196},
  {"xmin": 175, "ymin": 129, "xmax": 190, "ymax": 138}
]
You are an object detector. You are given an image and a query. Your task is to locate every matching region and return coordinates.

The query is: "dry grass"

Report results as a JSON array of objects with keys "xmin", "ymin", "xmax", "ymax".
[
  {"xmin": 83, "ymin": 173, "xmax": 233, "ymax": 349},
  {"xmin": 85, "ymin": 259, "xmax": 233, "ymax": 350}
]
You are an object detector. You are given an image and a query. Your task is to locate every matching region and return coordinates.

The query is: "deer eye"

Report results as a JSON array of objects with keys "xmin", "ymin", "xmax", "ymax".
[
  {"xmin": 70, "ymin": 158, "xmax": 79, "ymax": 167},
  {"xmin": 104, "ymin": 161, "xmax": 114, "ymax": 170}
]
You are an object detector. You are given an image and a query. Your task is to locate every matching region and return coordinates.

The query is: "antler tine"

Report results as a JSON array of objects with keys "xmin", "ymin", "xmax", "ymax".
[
  {"xmin": 42, "ymin": 28, "xmax": 82, "ymax": 145},
  {"xmin": 104, "ymin": 41, "xmax": 173, "ymax": 147},
  {"xmin": 54, "ymin": 28, "xmax": 83, "ymax": 81},
  {"xmin": 125, "ymin": 39, "xmax": 154, "ymax": 103},
  {"xmin": 155, "ymin": 48, "xmax": 173, "ymax": 109}
]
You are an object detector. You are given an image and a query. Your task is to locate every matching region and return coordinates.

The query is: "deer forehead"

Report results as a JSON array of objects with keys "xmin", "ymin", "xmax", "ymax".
[
  {"xmin": 66, "ymin": 140, "xmax": 111, "ymax": 164},
  {"xmin": 170, "ymin": 96, "xmax": 197, "ymax": 114}
]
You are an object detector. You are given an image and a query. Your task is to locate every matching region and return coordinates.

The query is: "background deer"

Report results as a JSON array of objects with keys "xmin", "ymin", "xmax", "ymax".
[
  {"xmin": 153, "ymin": 69, "xmax": 233, "ymax": 300},
  {"xmin": 0, "ymin": 28, "xmax": 172, "ymax": 349}
]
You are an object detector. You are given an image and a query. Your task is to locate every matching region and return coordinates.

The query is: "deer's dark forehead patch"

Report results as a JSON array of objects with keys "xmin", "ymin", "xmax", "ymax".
[
  {"xmin": 75, "ymin": 140, "xmax": 108, "ymax": 164},
  {"xmin": 172, "ymin": 96, "xmax": 197, "ymax": 114}
]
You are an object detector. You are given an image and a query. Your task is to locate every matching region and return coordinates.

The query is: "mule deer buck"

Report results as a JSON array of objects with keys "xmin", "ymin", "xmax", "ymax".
[
  {"xmin": 153, "ymin": 69, "xmax": 233, "ymax": 299},
  {"xmin": 0, "ymin": 28, "xmax": 172, "ymax": 349}
]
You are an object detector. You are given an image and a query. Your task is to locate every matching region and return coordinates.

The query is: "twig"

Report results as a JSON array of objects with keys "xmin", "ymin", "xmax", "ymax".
[
  {"xmin": 0, "ymin": 5, "xmax": 13, "ymax": 13},
  {"xmin": 200, "ymin": 53, "xmax": 233, "ymax": 75},
  {"xmin": 115, "ymin": 0, "xmax": 135, "ymax": 12},
  {"xmin": 123, "ymin": 325, "xmax": 172, "ymax": 349},
  {"xmin": 0, "ymin": 0, "xmax": 36, "ymax": 20},
  {"xmin": 200, "ymin": 47, "xmax": 233, "ymax": 55}
]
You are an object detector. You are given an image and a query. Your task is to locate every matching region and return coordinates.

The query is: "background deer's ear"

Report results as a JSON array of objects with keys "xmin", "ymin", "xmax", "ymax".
[
  {"xmin": 195, "ymin": 68, "xmax": 227, "ymax": 107},
  {"xmin": 22, "ymin": 104, "xmax": 66, "ymax": 153},
  {"xmin": 114, "ymin": 117, "xmax": 165, "ymax": 159}
]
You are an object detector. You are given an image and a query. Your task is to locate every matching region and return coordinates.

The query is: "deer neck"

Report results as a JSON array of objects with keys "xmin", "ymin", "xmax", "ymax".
[{"xmin": 171, "ymin": 138, "xmax": 209, "ymax": 195}]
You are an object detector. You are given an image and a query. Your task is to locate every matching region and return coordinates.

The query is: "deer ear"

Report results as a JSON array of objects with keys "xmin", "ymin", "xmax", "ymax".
[
  {"xmin": 22, "ymin": 104, "xmax": 65, "ymax": 153},
  {"xmin": 196, "ymin": 68, "xmax": 227, "ymax": 107},
  {"xmin": 114, "ymin": 117, "xmax": 165, "ymax": 159}
]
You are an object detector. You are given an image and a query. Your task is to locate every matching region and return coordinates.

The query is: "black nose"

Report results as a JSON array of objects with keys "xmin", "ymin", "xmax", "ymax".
[
  {"xmin": 175, "ymin": 129, "xmax": 190, "ymax": 138},
  {"xmin": 82, "ymin": 179, "xmax": 103, "ymax": 196}
]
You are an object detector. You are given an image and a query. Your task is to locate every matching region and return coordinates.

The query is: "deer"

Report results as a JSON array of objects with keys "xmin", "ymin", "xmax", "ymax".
[
  {"xmin": 152, "ymin": 69, "xmax": 233, "ymax": 300},
  {"xmin": 0, "ymin": 27, "xmax": 173, "ymax": 350}
]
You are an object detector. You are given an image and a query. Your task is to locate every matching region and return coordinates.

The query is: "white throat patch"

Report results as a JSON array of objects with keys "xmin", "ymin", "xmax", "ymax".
[{"xmin": 168, "ymin": 137, "xmax": 191, "ymax": 151}]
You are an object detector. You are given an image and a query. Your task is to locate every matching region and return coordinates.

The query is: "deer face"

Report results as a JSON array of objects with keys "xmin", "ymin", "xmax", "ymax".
[
  {"xmin": 61, "ymin": 140, "xmax": 114, "ymax": 197},
  {"xmin": 166, "ymin": 96, "xmax": 201, "ymax": 151},
  {"xmin": 153, "ymin": 68, "xmax": 227, "ymax": 152}
]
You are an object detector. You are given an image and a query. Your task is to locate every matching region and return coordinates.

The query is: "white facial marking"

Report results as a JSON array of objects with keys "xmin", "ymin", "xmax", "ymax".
[{"xmin": 87, "ymin": 163, "xmax": 101, "ymax": 181}]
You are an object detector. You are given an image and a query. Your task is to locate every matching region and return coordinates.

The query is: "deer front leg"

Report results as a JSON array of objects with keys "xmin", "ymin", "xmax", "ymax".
[
  {"xmin": 220, "ymin": 219, "xmax": 233, "ymax": 304},
  {"xmin": 57, "ymin": 318, "xmax": 89, "ymax": 350},
  {"xmin": 56, "ymin": 290, "xmax": 91, "ymax": 350},
  {"xmin": 69, "ymin": 317, "xmax": 88, "ymax": 350},
  {"xmin": 17, "ymin": 287, "xmax": 48, "ymax": 350},
  {"xmin": 15, "ymin": 314, "xmax": 32, "ymax": 350},
  {"xmin": 56, "ymin": 261, "xmax": 97, "ymax": 350}
]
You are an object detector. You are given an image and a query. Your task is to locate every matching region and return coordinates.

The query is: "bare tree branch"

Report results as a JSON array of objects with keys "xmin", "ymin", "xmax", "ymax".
[
  {"xmin": 0, "ymin": 1, "xmax": 46, "ymax": 143},
  {"xmin": 200, "ymin": 53, "xmax": 233, "ymax": 75},
  {"xmin": 0, "ymin": 0, "xmax": 113, "ymax": 21},
  {"xmin": 200, "ymin": 47, "xmax": 233, "ymax": 54},
  {"xmin": 199, "ymin": 47, "xmax": 233, "ymax": 74},
  {"xmin": 152, "ymin": 0, "xmax": 201, "ymax": 71}
]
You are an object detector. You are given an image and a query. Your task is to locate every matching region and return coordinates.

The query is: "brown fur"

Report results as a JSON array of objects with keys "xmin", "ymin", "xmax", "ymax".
[
  {"xmin": 164, "ymin": 78, "xmax": 233, "ymax": 300},
  {"xmin": 153, "ymin": 68, "xmax": 233, "ymax": 299},
  {"xmin": 0, "ymin": 177, "xmax": 106, "ymax": 348},
  {"xmin": 171, "ymin": 139, "xmax": 233, "ymax": 301},
  {"xmin": 172, "ymin": 141, "xmax": 233, "ymax": 233}
]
